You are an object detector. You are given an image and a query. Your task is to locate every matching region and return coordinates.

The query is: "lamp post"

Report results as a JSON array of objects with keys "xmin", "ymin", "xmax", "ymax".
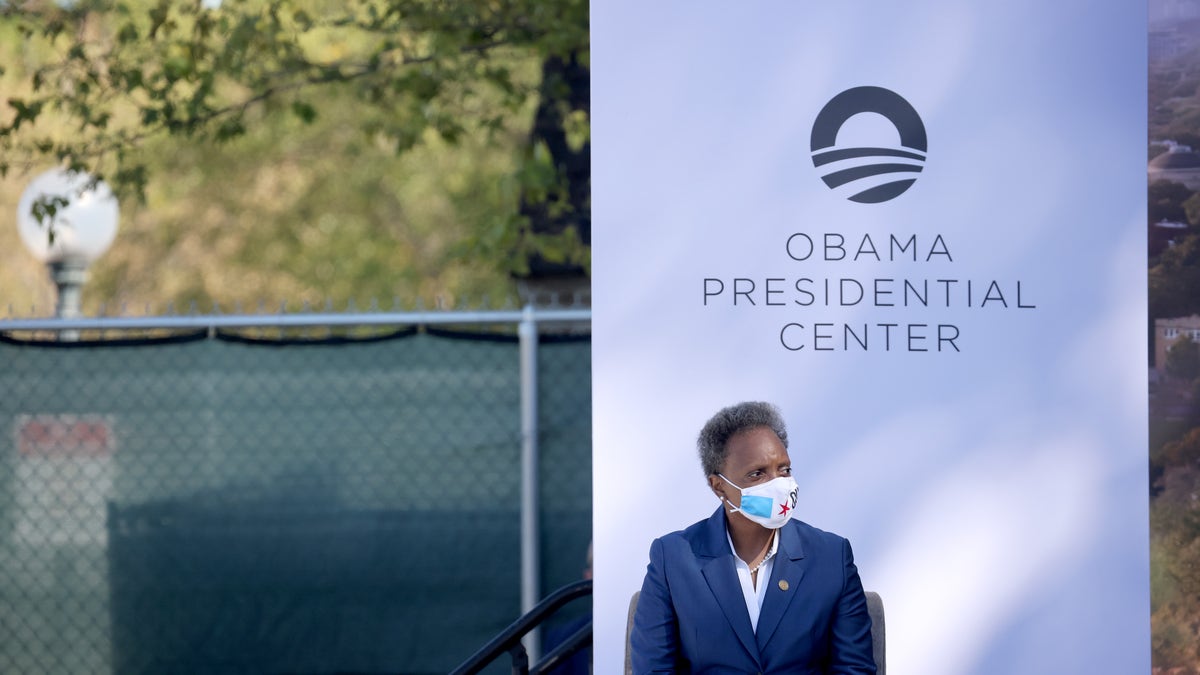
[{"xmin": 16, "ymin": 168, "xmax": 119, "ymax": 340}]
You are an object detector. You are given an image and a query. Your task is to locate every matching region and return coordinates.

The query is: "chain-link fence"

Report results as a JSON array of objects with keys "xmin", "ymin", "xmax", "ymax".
[{"xmin": 0, "ymin": 308, "xmax": 592, "ymax": 675}]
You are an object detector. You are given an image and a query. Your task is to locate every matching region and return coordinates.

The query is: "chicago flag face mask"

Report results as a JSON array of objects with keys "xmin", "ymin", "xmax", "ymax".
[{"xmin": 718, "ymin": 474, "xmax": 799, "ymax": 529}]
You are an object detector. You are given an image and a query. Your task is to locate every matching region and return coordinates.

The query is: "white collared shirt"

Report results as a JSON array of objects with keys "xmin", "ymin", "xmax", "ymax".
[{"xmin": 725, "ymin": 528, "xmax": 778, "ymax": 633}]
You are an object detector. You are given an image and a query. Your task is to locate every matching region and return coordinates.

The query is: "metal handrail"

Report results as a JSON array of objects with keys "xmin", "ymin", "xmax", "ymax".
[
  {"xmin": 449, "ymin": 579, "xmax": 593, "ymax": 675},
  {"xmin": 530, "ymin": 618, "xmax": 592, "ymax": 675}
]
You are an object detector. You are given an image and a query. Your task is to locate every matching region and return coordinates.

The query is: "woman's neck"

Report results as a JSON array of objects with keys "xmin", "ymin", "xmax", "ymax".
[{"xmin": 726, "ymin": 508, "xmax": 775, "ymax": 565}]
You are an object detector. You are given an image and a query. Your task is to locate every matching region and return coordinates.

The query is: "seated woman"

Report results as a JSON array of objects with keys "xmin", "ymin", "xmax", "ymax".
[{"xmin": 630, "ymin": 401, "xmax": 876, "ymax": 674}]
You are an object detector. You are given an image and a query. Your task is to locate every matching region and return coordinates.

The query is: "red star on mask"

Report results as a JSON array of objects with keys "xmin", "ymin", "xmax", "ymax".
[{"xmin": 778, "ymin": 502, "xmax": 791, "ymax": 516}]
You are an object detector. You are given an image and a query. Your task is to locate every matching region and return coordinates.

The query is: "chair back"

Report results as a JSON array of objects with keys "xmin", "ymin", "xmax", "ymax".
[
  {"xmin": 865, "ymin": 590, "xmax": 885, "ymax": 675},
  {"xmin": 624, "ymin": 591, "xmax": 640, "ymax": 674}
]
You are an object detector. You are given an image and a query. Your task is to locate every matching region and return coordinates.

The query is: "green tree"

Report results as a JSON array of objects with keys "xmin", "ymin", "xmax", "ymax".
[
  {"xmin": 1184, "ymin": 192, "xmax": 1200, "ymax": 228},
  {"xmin": 1150, "ymin": 179, "xmax": 1193, "ymax": 225},
  {"xmin": 0, "ymin": 0, "xmax": 589, "ymax": 307},
  {"xmin": 1151, "ymin": 464, "xmax": 1200, "ymax": 669},
  {"xmin": 1158, "ymin": 426, "xmax": 1200, "ymax": 475},
  {"xmin": 1167, "ymin": 335, "xmax": 1200, "ymax": 381},
  {"xmin": 1150, "ymin": 233, "xmax": 1200, "ymax": 320}
]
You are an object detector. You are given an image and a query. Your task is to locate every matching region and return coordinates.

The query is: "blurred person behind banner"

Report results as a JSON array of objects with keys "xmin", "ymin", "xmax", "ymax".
[{"xmin": 630, "ymin": 401, "xmax": 875, "ymax": 674}]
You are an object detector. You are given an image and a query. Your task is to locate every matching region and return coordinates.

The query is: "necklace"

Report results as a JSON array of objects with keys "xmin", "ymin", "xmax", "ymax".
[{"xmin": 749, "ymin": 548, "xmax": 775, "ymax": 575}]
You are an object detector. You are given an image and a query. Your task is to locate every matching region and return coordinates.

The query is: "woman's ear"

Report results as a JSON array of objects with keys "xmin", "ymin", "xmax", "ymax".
[{"xmin": 707, "ymin": 473, "xmax": 726, "ymax": 502}]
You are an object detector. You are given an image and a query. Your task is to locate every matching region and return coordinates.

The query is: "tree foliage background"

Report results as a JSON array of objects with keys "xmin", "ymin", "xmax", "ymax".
[
  {"xmin": 1150, "ymin": 20, "xmax": 1200, "ymax": 673},
  {"xmin": 0, "ymin": 0, "xmax": 589, "ymax": 313}
]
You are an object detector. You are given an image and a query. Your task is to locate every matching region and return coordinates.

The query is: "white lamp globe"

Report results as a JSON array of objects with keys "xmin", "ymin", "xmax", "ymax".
[{"xmin": 16, "ymin": 168, "xmax": 119, "ymax": 264}]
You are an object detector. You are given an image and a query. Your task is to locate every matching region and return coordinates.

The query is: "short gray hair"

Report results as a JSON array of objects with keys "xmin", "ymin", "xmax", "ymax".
[{"xmin": 697, "ymin": 401, "xmax": 789, "ymax": 476}]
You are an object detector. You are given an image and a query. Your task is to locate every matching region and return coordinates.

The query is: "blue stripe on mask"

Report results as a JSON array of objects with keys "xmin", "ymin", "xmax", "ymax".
[{"xmin": 740, "ymin": 494, "xmax": 773, "ymax": 519}]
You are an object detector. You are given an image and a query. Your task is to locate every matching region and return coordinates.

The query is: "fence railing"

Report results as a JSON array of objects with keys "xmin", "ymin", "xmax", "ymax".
[{"xmin": 0, "ymin": 307, "xmax": 591, "ymax": 332}]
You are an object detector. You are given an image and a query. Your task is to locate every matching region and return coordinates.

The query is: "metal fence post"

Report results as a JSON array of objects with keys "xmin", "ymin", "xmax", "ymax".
[{"xmin": 518, "ymin": 303, "xmax": 541, "ymax": 662}]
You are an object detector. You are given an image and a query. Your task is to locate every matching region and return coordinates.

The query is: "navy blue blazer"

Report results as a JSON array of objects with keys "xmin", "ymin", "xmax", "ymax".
[{"xmin": 630, "ymin": 507, "xmax": 876, "ymax": 674}]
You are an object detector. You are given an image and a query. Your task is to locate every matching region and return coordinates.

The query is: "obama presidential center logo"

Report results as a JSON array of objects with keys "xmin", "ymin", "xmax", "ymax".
[{"xmin": 810, "ymin": 86, "xmax": 927, "ymax": 204}]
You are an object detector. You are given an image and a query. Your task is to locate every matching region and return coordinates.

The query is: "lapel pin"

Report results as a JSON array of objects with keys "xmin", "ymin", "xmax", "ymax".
[{"xmin": 778, "ymin": 580, "xmax": 789, "ymax": 591}]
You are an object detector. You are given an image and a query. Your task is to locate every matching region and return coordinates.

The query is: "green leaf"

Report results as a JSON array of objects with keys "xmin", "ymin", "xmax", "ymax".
[
  {"xmin": 8, "ymin": 98, "xmax": 44, "ymax": 129},
  {"xmin": 214, "ymin": 118, "xmax": 246, "ymax": 142},
  {"xmin": 163, "ymin": 56, "xmax": 191, "ymax": 81},
  {"xmin": 117, "ymin": 23, "xmax": 139, "ymax": 44},
  {"xmin": 120, "ymin": 68, "xmax": 144, "ymax": 89},
  {"xmin": 291, "ymin": 101, "xmax": 318, "ymax": 124},
  {"xmin": 148, "ymin": 2, "xmax": 170, "ymax": 38},
  {"xmin": 31, "ymin": 195, "xmax": 70, "ymax": 227}
]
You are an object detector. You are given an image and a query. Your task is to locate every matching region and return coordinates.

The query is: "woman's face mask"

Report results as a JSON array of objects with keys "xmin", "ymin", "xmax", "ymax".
[{"xmin": 718, "ymin": 473, "xmax": 798, "ymax": 529}]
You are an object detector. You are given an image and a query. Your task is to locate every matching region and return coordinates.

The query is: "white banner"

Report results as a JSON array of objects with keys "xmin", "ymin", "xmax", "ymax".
[{"xmin": 592, "ymin": 2, "xmax": 1148, "ymax": 674}]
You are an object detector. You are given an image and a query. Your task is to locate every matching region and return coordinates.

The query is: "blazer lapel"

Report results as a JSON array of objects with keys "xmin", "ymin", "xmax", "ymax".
[
  {"xmin": 696, "ymin": 508, "xmax": 762, "ymax": 669},
  {"xmin": 754, "ymin": 522, "xmax": 807, "ymax": 651}
]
